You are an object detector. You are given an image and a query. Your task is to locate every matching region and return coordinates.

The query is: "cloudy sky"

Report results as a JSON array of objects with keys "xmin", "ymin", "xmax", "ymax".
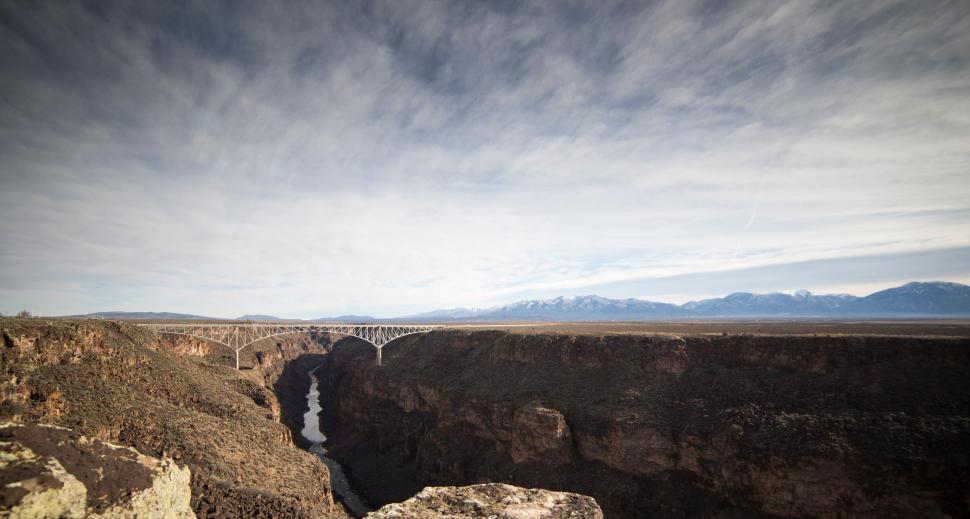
[{"xmin": 2, "ymin": 1, "xmax": 969, "ymax": 318}]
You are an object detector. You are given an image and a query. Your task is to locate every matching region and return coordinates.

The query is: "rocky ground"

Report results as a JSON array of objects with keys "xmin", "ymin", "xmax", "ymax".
[
  {"xmin": 322, "ymin": 330, "xmax": 970, "ymax": 518},
  {"xmin": 364, "ymin": 483, "xmax": 603, "ymax": 518},
  {"xmin": 1, "ymin": 421, "xmax": 193, "ymax": 517},
  {"xmin": 0, "ymin": 318, "xmax": 343, "ymax": 518}
]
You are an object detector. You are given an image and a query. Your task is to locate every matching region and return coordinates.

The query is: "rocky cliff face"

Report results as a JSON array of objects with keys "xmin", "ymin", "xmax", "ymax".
[
  {"xmin": 323, "ymin": 330, "xmax": 970, "ymax": 518},
  {"xmin": 0, "ymin": 319, "xmax": 342, "ymax": 518},
  {"xmin": 365, "ymin": 483, "xmax": 603, "ymax": 518},
  {"xmin": 0, "ymin": 422, "xmax": 193, "ymax": 518}
]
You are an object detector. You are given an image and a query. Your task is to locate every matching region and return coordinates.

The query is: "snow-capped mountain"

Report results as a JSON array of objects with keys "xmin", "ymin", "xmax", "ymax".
[{"xmin": 485, "ymin": 295, "xmax": 689, "ymax": 320}]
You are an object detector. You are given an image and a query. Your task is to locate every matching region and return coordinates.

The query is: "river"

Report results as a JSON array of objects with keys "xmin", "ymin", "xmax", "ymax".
[{"xmin": 302, "ymin": 369, "xmax": 372, "ymax": 517}]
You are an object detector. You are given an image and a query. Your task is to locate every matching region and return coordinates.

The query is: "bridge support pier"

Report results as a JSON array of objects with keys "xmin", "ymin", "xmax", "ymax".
[{"xmin": 376, "ymin": 346, "xmax": 382, "ymax": 367}]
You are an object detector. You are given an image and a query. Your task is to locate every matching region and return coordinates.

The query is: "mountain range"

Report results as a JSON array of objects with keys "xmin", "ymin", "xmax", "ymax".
[
  {"xmin": 61, "ymin": 282, "xmax": 970, "ymax": 321},
  {"xmin": 411, "ymin": 281, "xmax": 970, "ymax": 321}
]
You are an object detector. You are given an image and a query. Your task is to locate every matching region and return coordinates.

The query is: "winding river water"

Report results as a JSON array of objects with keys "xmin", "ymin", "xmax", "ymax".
[{"xmin": 302, "ymin": 369, "xmax": 371, "ymax": 517}]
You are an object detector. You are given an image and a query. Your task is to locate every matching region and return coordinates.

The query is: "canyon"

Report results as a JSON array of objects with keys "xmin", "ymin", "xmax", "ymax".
[
  {"xmin": 2, "ymin": 318, "xmax": 969, "ymax": 517},
  {"xmin": 320, "ymin": 330, "xmax": 970, "ymax": 518}
]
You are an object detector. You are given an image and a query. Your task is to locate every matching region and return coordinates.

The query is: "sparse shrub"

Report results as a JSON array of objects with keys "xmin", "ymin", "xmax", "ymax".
[{"xmin": 16, "ymin": 310, "xmax": 31, "ymax": 318}]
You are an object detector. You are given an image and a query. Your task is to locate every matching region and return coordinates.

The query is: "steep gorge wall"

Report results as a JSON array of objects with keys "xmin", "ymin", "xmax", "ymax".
[{"xmin": 323, "ymin": 330, "xmax": 970, "ymax": 518}]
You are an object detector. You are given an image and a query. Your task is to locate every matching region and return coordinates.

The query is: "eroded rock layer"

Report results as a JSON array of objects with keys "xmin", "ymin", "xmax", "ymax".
[{"xmin": 323, "ymin": 330, "xmax": 970, "ymax": 518}]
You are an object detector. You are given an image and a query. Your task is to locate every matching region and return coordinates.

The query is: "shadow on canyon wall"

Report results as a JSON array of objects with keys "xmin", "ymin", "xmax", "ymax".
[{"xmin": 317, "ymin": 330, "xmax": 970, "ymax": 519}]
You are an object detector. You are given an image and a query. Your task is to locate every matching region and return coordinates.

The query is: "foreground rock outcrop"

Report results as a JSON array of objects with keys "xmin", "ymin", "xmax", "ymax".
[
  {"xmin": 0, "ymin": 422, "xmax": 192, "ymax": 517},
  {"xmin": 365, "ymin": 483, "xmax": 603, "ymax": 518},
  {"xmin": 324, "ymin": 330, "xmax": 970, "ymax": 518},
  {"xmin": 0, "ymin": 319, "xmax": 342, "ymax": 518}
]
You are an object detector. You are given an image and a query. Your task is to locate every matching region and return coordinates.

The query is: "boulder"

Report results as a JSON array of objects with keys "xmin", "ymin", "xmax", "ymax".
[
  {"xmin": 0, "ymin": 422, "xmax": 192, "ymax": 518},
  {"xmin": 365, "ymin": 483, "xmax": 603, "ymax": 518}
]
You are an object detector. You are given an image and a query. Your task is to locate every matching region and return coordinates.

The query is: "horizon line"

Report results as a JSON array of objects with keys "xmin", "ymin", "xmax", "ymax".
[{"xmin": 31, "ymin": 279, "xmax": 967, "ymax": 321}]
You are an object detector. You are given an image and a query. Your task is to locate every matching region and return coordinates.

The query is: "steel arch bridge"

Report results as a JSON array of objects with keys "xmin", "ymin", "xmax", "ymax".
[{"xmin": 138, "ymin": 323, "xmax": 440, "ymax": 369}]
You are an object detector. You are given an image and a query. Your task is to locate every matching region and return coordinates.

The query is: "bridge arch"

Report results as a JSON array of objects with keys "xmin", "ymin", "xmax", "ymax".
[{"xmin": 139, "ymin": 323, "xmax": 439, "ymax": 369}]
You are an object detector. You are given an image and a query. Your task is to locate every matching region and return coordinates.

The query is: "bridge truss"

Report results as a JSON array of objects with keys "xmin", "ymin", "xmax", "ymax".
[{"xmin": 138, "ymin": 323, "xmax": 439, "ymax": 369}]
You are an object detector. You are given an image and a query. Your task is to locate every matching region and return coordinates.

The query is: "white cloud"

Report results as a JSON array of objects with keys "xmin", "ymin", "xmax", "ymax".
[{"xmin": 1, "ymin": 1, "xmax": 969, "ymax": 317}]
